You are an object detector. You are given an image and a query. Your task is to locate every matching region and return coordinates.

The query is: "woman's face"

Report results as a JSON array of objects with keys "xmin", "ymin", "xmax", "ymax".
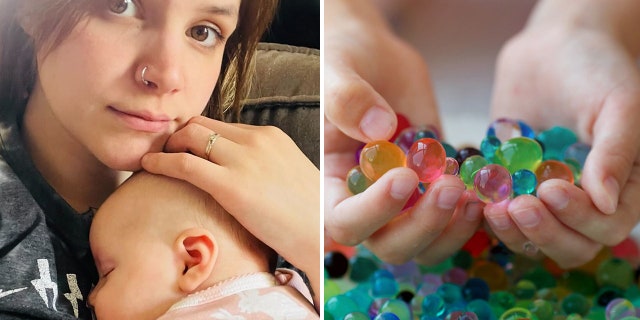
[{"xmin": 32, "ymin": 0, "xmax": 240, "ymax": 170}]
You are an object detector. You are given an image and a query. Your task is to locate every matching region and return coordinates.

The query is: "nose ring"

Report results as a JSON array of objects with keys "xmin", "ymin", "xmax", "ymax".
[{"xmin": 141, "ymin": 66, "xmax": 150, "ymax": 86}]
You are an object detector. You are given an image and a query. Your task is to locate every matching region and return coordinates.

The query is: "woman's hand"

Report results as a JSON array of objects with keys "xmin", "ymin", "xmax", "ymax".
[{"xmin": 141, "ymin": 116, "xmax": 320, "ymax": 304}]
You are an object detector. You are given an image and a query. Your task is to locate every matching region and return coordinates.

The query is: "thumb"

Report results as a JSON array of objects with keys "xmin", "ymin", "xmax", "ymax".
[
  {"xmin": 324, "ymin": 64, "xmax": 397, "ymax": 142},
  {"xmin": 580, "ymin": 91, "xmax": 640, "ymax": 214}
]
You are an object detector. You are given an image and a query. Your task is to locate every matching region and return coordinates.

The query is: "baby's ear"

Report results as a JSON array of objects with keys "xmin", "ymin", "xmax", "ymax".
[{"xmin": 175, "ymin": 228, "xmax": 218, "ymax": 293}]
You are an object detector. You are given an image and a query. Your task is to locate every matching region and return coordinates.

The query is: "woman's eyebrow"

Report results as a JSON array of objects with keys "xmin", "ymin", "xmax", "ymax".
[{"xmin": 202, "ymin": 5, "xmax": 239, "ymax": 17}]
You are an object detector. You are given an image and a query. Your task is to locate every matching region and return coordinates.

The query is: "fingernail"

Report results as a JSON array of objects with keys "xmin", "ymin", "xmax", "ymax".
[
  {"xmin": 602, "ymin": 176, "xmax": 619, "ymax": 214},
  {"xmin": 543, "ymin": 187, "xmax": 569, "ymax": 210},
  {"xmin": 437, "ymin": 186, "xmax": 465, "ymax": 210},
  {"xmin": 390, "ymin": 175, "xmax": 417, "ymax": 200},
  {"xmin": 485, "ymin": 203, "xmax": 512, "ymax": 230},
  {"xmin": 511, "ymin": 207, "xmax": 541, "ymax": 228},
  {"xmin": 464, "ymin": 201, "xmax": 483, "ymax": 221},
  {"xmin": 360, "ymin": 107, "xmax": 395, "ymax": 141}
]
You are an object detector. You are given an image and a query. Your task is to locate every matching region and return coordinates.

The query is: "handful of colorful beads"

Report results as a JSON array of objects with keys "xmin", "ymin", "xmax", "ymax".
[{"xmin": 347, "ymin": 116, "xmax": 591, "ymax": 205}]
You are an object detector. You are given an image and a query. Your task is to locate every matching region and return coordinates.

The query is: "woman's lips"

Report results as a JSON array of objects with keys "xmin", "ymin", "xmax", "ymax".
[{"xmin": 109, "ymin": 106, "xmax": 170, "ymax": 133}]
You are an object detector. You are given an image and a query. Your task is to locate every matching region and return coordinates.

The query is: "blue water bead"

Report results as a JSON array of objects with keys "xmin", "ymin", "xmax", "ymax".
[
  {"xmin": 346, "ymin": 289, "xmax": 375, "ymax": 313},
  {"xmin": 443, "ymin": 142, "xmax": 458, "ymax": 158},
  {"xmin": 374, "ymin": 312, "xmax": 401, "ymax": 320},
  {"xmin": 437, "ymin": 283, "xmax": 464, "ymax": 304},
  {"xmin": 380, "ymin": 299, "xmax": 413, "ymax": 320},
  {"xmin": 372, "ymin": 276, "xmax": 400, "ymax": 298},
  {"xmin": 326, "ymin": 294, "xmax": 361, "ymax": 320},
  {"xmin": 344, "ymin": 312, "xmax": 371, "ymax": 320},
  {"xmin": 512, "ymin": 169, "xmax": 537, "ymax": 196},
  {"xmin": 480, "ymin": 136, "xmax": 501, "ymax": 164},
  {"xmin": 374, "ymin": 269, "xmax": 396, "ymax": 279},
  {"xmin": 463, "ymin": 278, "xmax": 491, "ymax": 301},
  {"xmin": 536, "ymin": 126, "xmax": 578, "ymax": 160},
  {"xmin": 422, "ymin": 294, "xmax": 447, "ymax": 318},
  {"xmin": 564, "ymin": 142, "xmax": 591, "ymax": 168},
  {"xmin": 467, "ymin": 299, "xmax": 496, "ymax": 320},
  {"xmin": 415, "ymin": 128, "xmax": 439, "ymax": 141},
  {"xmin": 517, "ymin": 120, "xmax": 536, "ymax": 139}
]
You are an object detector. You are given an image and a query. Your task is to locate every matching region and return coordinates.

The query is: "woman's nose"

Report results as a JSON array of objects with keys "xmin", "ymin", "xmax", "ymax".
[{"xmin": 136, "ymin": 34, "xmax": 186, "ymax": 94}]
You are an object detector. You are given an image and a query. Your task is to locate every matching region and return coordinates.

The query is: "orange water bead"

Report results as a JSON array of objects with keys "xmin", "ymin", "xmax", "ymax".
[
  {"xmin": 359, "ymin": 140, "xmax": 406, "ymax": 181},
  {"xmin": 534, "ymin": 160, "xmax": 574, "ymax": 185}
]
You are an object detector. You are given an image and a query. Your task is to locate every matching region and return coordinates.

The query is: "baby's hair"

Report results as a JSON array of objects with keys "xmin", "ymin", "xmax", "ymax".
[
  {"xmin": 124, "ymin": 172, "xmax": 279, "ymax": 272},
  {"xmin": 0, "ymin": 0, "xmax": 279, "ymax": 119}
]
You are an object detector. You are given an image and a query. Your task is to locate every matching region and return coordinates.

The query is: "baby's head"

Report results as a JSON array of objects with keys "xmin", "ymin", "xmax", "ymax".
[{"xmin": 88, "ymin": 171, "xmax": 277, "ymax": 320}]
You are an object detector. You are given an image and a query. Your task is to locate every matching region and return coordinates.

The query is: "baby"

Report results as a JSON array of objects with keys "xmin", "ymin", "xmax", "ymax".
[{"xmin": 88, "ymin": 172, "xmax": 318, "ymax": 320}]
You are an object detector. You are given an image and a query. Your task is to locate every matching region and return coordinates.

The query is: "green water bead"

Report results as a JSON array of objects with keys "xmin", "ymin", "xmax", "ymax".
[
  {"xmin": 513, "ymin": 280, "xmax": 537, "ymax": 300},
  {"xmin": 536, "ymin": 126, "xmax": 578, "ymax": 161},
  {"xmin": 460, "ymin": 155, "xmax": 489, "ymax": 189},
  {"xmin": 500, "ymin": 307, "xmax": 533, "ymax": 320},
  {"xmin": 350, "ymin": 255, "xmax": 380, "ymax": 283},
  {"xmin": 561, "ymin": 293, "xmax": 591, "ymax": 317},
  {"xmin": 344, "ymin": 312, "xmax": 370, "ymax": 320},
  {"xmin": 490, "ymin": 291, "xmax": 517, "ymax": 310},
  {"xmin": 495, "ymin": 137, "xmax": 543, "ymax": 173},
  {"xmin": 520, "ymin": 266, "xmax": 557, "ymax": 290},
  {"xmin": 325, "ymin": 294, "xmax": 360, "ymax": 319},
  {"xmin": 380, "ymin": 299, "xmax": 412, "ymax": 320},
  {"xmin": 325, "ymin": 279, "xmax": 342, "ymax": 304},
  {"xmin": 443, "ymin": 142, "xmax": 458, "ymax": 158},
  {"xmin": 562, "ymin": 270, "xmax": 598, "ymax": 296},
  {"xmin": 528, "ymin": 299, "xmax": 555, "ymax": 320},
  {"xmin": 596, "ymin": 258, "xmax": 635, "ymax": 290},
  {"xmin": 347, "ymin": 166, "xmax": 374, "ymax": 194}
]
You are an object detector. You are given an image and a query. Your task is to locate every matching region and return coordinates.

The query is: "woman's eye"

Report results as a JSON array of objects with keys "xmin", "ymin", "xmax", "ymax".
[
  {"xmin": 108, "ymin": 0, "xmax": 137, "ymax": 17},
  {"xmin": 188, "ymin": 25, "xmax": 222, "ymax": 48}
]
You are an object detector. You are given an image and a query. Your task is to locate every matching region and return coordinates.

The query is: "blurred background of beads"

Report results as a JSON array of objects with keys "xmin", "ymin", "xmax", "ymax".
[
  {"xmin": 324, "ymin": 232, "xmax": 640, "ymax": 320},
  {"xmin": 346, "ymin": 116, "xmax": 591, "ymax": 205}
]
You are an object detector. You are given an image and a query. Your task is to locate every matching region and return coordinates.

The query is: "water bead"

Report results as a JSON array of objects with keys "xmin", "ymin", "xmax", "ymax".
[
  {"xmin": 561, "ymin": 293, "xmax": 591, "ymax": 316},
  {"xmin": 373, "ymin": 312, "xmax": 401, "ymax": 320},
  {"xmin": 396, "ymin": 290, "xmax": 415, "ymax": 304},
  {"xmin": 536, "ymin": 126, "xmax": 578, "ymax": 160},
  {"xmin": 473, "ymin": 164, "xmax": 513, "ymax": 203},
  {"xmin": 395, "ymin": 127, "xmax": 420, "ymax": 153},
  {"xmin": 350, "ymin": 255, "xmax": 380, "ymax": 282},
  {"xmin": 325, "ymin": 294, "xmax": 361, "ymax": 319},
  {"xmin": 480, "ymin": 136, "xmax": 501, "ymax": 163},
  {"xmin": 517, "ymin": 120, "xmax": 536, "ymax": 139},
  {"xmin": 597, "ymin": 258, "xmax": 635, "ymax": 290},
  {"xmin": 562, "ymin": 270, "xmax": 598, "ymax": 296},
  {"xmin": 345, "ymin": 289, "xmax": 375, "ymax": 313},
  {"xmin": 466, "ymin": 299, "xmax": 494, "ymax": 320},
  {"xmin": 452, "ymin": 250, "xmax": 474, "ymax": 270},
  {"xmin": 447, "ymin": 311, "xmax": 480, "ymax": 320},
  {"xmin": 380, "ymin": 299, "xmax": 412, "ymax": 320},
  {"xmin": 460, "ymin": 155, "xmax": 489, "ymax": 189},
  {"xmin": 494, "ymin": 137, "xmax": 543, "ymax": 173},
  {"xmin": 445, "ymin": 157, "xmax": 460, "ymax": 175},
  {"xmin": 529, "ymin": 299, "xmax": 555, "ymax": 320},
  {"xmin": 325, "ymin": 251, "xmax": 350, "ymax": 278},
  {"xmin": 499, "ymin": 307, "xmax": 532, "ymax": 320},
  {"xmin": 512, "ymin": 169, "xmax": 537, "ymax": 196},
  {"xmin": 443, "ymin": 142, "xmax": 458, "ymax": 158},
  {"xmin": 487, "ymin": 118, "xmax": 526, "ymax": 143},
  {"xmin": 407, "ymin": 138, "xmax": 447, "ymax": 183},
  {"xmin": 471, "ymin": 261, "xmax": 509, "ymax": 291},
  {"xmin": 606, "ymin": 298, "xmax": 636, "ymax": 320},
  {"xmin": 325, "ymin": 279, "xmax": 342, "ymax": 304},
  {"xmin": 372, "ymin": 276, "xmax": 399, "ymax": 298},
  {"xmin": 564, "ymin": 159, "xmax": 583, "ymax": 185},
  {"xmin": 535, "ymin": 160, "xmax": 575, "ymax": 185},
  {"xmin": 422, "ymin": 294, "xmax": 447, "ymax": 318},
  {"xmin": 564, "ymin": 142, "xmax": 591, "ymax": 168},
  {"xmin": 512, "ymin": 280, "xmax": 537, "ymax": 300},
  {"xmin": 403, "ymin": 187, "xmax": 423, "ymax": 210},
  {"xmin": 443, "ymin": 267, "xmax": 469, "ymax": 286},
  {"xmin": 456, "ymin": 147, "xmax": 483, "ymax": 165},
  {"xmin": 344, "ymin": 312, "xmax": 371, "ymax": 320},
  {"xmin": 463, "ymin": 278, "xmax": 491, "ymax": 301},
  {"xmin": 391, "ymin": 113, "xmax": 412, "ymax": 143},
  {"xmin": 437, "ymin": 283, "xmax": 464, "ymax": 304},
  {"xmin": 346, "ymin": 166, "xmax": 374, "ymax": 195},
  {"xmin": 360, "ymin": 140, "xmax": 406, "ymax": 181},
  {"xmin": 415, "ymin": 128, "xmax": 439, "ymax": 141}
]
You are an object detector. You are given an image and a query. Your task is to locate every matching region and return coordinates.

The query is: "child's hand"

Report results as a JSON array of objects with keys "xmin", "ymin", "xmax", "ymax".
[
  {"xmin": 324, "ymin": 0, "xmax": 482, "ymax": 265},
  {"xmin": 487, "ymin": 1, "xmax": 640, "ymax": 267}
]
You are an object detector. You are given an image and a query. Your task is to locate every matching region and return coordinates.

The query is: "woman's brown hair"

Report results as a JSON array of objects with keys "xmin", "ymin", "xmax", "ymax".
[{"xmin": 0, "ymin": 0, "xmax": 278, "ymax": 121}]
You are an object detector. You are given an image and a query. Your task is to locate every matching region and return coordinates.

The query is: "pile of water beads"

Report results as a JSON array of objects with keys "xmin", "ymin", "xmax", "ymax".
[
  {"xmin": 346, "ymin": 116, "xmax": 591, "ymax": 204},
  {"xmin": 324, "ymin": 232, "xmax": 640, "ymax": 320}
]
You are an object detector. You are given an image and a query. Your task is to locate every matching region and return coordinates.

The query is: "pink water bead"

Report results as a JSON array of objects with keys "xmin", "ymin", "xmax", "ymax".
[
  {"xmin": 406, "ymin": 138, "xmax": 447, "ymax": 183},
  {"xmin": 473, "ymin": 164, "xmax": 513, "ymax": 203}
]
